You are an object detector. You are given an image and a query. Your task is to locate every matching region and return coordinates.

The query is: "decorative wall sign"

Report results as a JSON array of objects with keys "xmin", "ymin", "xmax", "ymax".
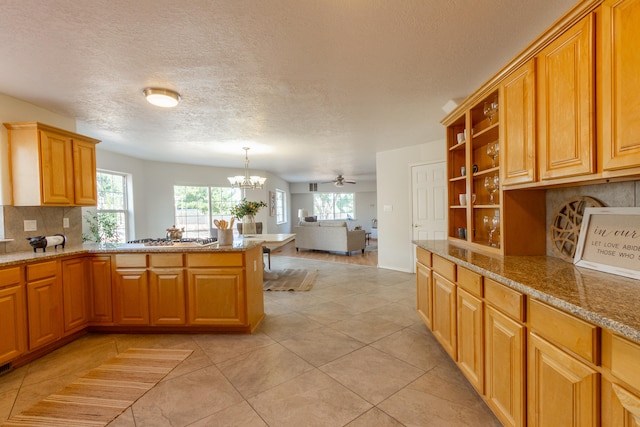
[
  {"xmin": 574, "ymin": 207, "xmax": 640, "ymax": 280},
  {"xmin": 269, "ymin": 191, "xmax": 276, "ymax": 217}
]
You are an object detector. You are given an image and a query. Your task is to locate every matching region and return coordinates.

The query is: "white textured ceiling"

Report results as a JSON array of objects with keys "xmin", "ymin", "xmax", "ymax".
[{"xmin": 0, "ymin": 0, "xmax": 576, "ymax": 183}]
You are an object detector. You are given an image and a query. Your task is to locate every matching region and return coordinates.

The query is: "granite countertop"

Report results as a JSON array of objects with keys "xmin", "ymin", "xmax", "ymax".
[
  {"xmin": 414, "ymin": 239, "xmax": 640, "ymax": 345},
  {"xmin": 0, "ymin": 240, "xmax": 264, "ymax": 267}
]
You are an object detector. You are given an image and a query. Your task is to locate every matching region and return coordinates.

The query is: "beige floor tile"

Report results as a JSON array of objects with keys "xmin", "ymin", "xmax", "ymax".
[
  {"xmin": 345, "ymin": 407, "xmax": 405, "ymax": 427},
  {"xmin": 131, "ymin": 365, "xmax": 244, "ymax": 426},
  {"xmin": 279, "ymin": 327, "xmax": 366, "ymax": 367},
  {"xmin": 320, "ymin": 346, "xmax": 424, "ymax": 405},
  {"xmin": 296, "ymin": 300, "xmax": 361, "ymax": 325},
  {"xmin": 371, "ymin": 327, "xmax": 449, "ymax": 371},
  {"xmin": 248, "ymin": 369, "xmax": 372, "ymax": 427},
  {"xmin": 256, "ymin": 311, "xmax": 324, "ymax": 341},
  {"xmin": 216, "ymin": 343, "xmax": 314, "ymax": 398},
  {"xmin": 188, "ymin": 400, "xmax": 267, "ymax": 426},
  {"xmin": 193, "ymin": 332, "xmax": 275, "ymax": 364},
  {"xmin": 106, "ymin": 407, "xmax": 135, "ymax": 426},
  {"xmin": 328, "ymin": 314, "xmax": 405, "ymax": 344}
]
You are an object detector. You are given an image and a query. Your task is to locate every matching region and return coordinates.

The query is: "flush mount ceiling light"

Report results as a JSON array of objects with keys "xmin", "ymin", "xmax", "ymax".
[
  {"xmin": 227, "ymin": 147, "xmax": 267, "ymax": 190},
  {"xmin": 143, "ymin": 87, "xmax": 181, "ymax": 108}
]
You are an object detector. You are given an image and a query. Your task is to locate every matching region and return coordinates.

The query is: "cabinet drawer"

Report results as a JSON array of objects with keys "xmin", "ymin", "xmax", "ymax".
[
  {"xmin": 187, "ymin": 253, "xmax": 243, "ymax": 268},
  {"xmin": 528, "ymin": 299, "xmax": 599, "ymax": 364},
  {"xmin": 610, "ymin": 334, "xmax": 640, "ymax": 392},
  {"xmin": 150, "ymin": 253, "xmax": 184, "ymax": 268},
  {"xmin": 416, "ymin": 248, "xmax": 432, "ymax": 267},
  {"xmin": 114, "ymin": 254, "xmax": 147, "ymax": 268},
  {"xmin": 26, "ymin": 261, "xmax": 57, "ymax": 281},
  {"xmin": 457, "ymin": 267, "xmax": 482, "ymax": 297},
  {"xmin": 433, "ymin": 255, "xmax": 456, "ymax": 282},
  {"xmin": 0, "ymin": 266, "xmax": 22, "ymax": 287},
  {"xmin": 484, "ymin": 278, "xmax": 524, "ymax": 321}
]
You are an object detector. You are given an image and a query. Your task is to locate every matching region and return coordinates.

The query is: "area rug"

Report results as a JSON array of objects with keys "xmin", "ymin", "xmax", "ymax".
[
  {"xmin": 263, "ymin": 268, "xmax": 317, "ymax": 291},
  {"xmin": 4, "ymin": 348, "xmax": 193, "ymax": 427}
]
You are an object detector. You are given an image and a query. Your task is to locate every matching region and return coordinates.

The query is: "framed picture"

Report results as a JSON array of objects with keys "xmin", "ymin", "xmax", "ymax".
[
  {"xmin": 574, "ymin": 207, "xmax": 640, "ymax": 279},
  {"xmin": 269, "ymin": 191, "xmax": 276, "ymax": 217}
]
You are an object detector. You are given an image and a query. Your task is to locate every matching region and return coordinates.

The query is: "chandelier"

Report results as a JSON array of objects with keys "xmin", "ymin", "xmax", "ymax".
[{"xmin": 227, "ymin": 147, "xmax": 267, "ymax": 189}]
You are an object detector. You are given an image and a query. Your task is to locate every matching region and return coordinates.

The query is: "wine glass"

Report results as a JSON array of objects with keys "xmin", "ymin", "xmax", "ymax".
[
  {"xmin": 483, "ymin": 215, "xmax": 493, "ymax": 246},
  {"xmin": 483, "ymin": 101, "xmax": 493, "ymax": 124},
  {"xmin": 484, "ymin": 175, "xmax": 498, "ymax": 204},
  {"xmin": 487, "ymin": 141, "xmax": 499, "ymax": 168},
  {"xmin": 490, "ymin": 215, "xmax": 500, "ymax": 248}
]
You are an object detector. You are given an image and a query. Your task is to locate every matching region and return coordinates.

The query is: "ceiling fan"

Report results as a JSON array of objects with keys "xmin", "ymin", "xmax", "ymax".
[{"xmin": 322, "ymin": 174, "xmax": 356, "ymax": 187}]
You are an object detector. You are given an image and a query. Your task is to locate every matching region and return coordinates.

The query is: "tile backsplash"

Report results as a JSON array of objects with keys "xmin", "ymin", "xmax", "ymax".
[
  {"xmin": 0, "ymin": 206, "xmax": 82, "ymax": 253},
  {"xmin": 546, "ymin": 180, "xmax": 639, "ymax": 257}
]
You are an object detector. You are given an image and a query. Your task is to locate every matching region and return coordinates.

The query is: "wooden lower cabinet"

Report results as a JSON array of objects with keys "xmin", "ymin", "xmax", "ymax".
[
  {"xmin": 431, "ymin": 271, "xmax": 457, "ymax": 358},
  {"xmin": 602, "ymin": 378, "xmax": 640, "ymax": 427},
  {"xmin": 0, "ymin": 266, "xmax": 26, "ymax": 365},
  {"xmin": 26, "ymin": 261, "xmax": 63, "ymax": 350},
  {"xmin": 456, "ymin": 288, "xmax": 483, "ymax": 393},
  {"xmin": 88, "ymin": 256, "xmax": 112, "ymax": 323},
  {"xmin": 187, "ymin": 268, "xmax": 245, "ymax": 326},
  {"xmin": 416, "ymin": 261, "xmax": 433, "ymax": 329},
  {"xmin": 61, "ymin": 257, "xmax": 89, "ymax": 332},
  {"xmin": 113, "ymin": 268, "xmax": 149, "ymax": 325},
  {"xmin": 485, "ymin": 304, "xmax": 526, "ymax": 427},
  {"xmin": 528, "ymin": 332, "xmax": 599, "ymax": 426},
  {"xmin": 149, "ymin": 268, "xmax": 186, "ymax": 325}
]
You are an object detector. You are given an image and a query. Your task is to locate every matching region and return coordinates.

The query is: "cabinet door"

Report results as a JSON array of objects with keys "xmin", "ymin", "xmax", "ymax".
[
  {"xmin": 72, "ymin": 139, "xmax": 97, "ymax": 205},
  {"xmin": 88, "ymin": 256, "xmax": 113, "ymax": 323},
  {"xmin": 528, "ymin": 332, "xmax": 599, "ymax": 427},
  {"xmin": 39, "ymin": 130, "xmax": 74, "ymax": 204},
  {"xmin": 431, "ymin": 272, "xmax": 456, "ymax": 358},
  {"xmin": 602, "ymin": 378, "xmax": 640, "ymax": 427},
  {"xmin": 501, "ymin": 59, "xmax": 536, "ymax": 185},
  {"xmin": 113, "ymin": 269, "xmax": 149, "ymax": 325},
  {"xmin": 537, "ymin": 14, "xmax": 595, "ymax": 180},
  {"xmin": 416, "ymin": 262, "xmax": 433, "ymax": 329},
  {"xmin": 27, "ymin": 276, "xmax": 63, "ymax": 350},
  {"xmin": 61, "ymin": 258, "xmax": 89, "ymax": 332},
  {"xmin": 0, "ymin": 285, "xmax": 26, "ymax": 364},
  {"xmin": 187, "ymin": 268, "xmax": 245, "ymax": 326},
  {"xmin": 601, "ymin": 0, "xmax": 640, "ymax": 171},
  {"xmin": 485, "ymin": 305, "xmax": 525, "ymax": 427},
  {"xmin": 149, "ymin": 268, "xmax": 186, "ymax": 325},
  {"xmin": 456, "ymin": 288, "xmax": 483, "ymax": 393}
]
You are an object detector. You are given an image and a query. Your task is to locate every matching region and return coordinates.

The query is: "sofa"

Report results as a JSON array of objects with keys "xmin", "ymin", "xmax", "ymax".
[{"xmin": 293, "ymin": 220, "xmax": 366, "ymax": 255}]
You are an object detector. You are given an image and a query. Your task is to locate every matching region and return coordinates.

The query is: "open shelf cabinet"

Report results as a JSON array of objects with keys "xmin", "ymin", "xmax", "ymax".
[{"xmin": 445, "ymin": 89, "xmax": 546, "ymax": 255}]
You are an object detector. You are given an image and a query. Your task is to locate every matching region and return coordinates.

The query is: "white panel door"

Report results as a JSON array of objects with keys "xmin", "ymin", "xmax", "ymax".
[{"xmin": 412, "ymin": 161, "xmax": 447, "ymax": 241}]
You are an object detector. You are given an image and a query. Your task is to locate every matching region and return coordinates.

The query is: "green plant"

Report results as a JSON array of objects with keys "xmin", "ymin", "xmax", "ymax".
[
  {"xmin": 230, "ymin": 198, "xmax": 267, "ymax": 219},
  {"xmin": 82, "ymin": 211, "xmax": 120, "ymax": 243}
]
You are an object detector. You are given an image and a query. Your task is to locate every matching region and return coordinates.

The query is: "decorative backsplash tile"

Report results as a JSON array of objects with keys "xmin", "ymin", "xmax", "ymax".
[{"xmin": 1, "ymin": 206, "xmax": 82, "ymax": 253}]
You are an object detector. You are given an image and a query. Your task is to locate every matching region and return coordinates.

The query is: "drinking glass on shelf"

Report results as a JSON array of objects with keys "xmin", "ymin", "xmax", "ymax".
[
  {"xmin": 483, "ymin": 97, "xmax": 498, "ymax": 124},
  {"xmin": 490, "ymin": 215, "xmax": 500, "ymax": 248},
  {"xmin": 484, "ymin": 175, "xmax": 499, "ymax": 204},
  {"xmin": 483, "ymin": 215, "xmax": 493, "ymax": 246},
  {"xmin": 487, "ymin": 141, "xmax": 499, "ymax": 168}
]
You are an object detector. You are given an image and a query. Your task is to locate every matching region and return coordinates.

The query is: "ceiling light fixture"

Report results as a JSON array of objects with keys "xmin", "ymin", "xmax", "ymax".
[
  {"xmin": 227, "ymin": 147, "xmax": 267, "ymax": 190},
  {"xmin": 143, "ymin": 87, "xmax": 181, "ymax": 108}
]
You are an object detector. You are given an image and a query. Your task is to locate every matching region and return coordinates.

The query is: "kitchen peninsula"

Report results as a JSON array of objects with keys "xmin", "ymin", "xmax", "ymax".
[{"xmin": 0, "ymin": 241, "xmax": 265, "ymax": 369}]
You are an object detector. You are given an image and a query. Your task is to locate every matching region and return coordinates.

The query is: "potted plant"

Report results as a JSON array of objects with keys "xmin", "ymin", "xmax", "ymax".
[{"xmin": 230, "ymin": 198, "xmax": 267, "ymax": 234}]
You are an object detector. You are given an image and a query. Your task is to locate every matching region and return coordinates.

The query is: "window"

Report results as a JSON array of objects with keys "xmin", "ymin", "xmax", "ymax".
[
  {"xmin": 313, "ymin": 193, "xmax": 355, "ymax": 220},
  {"xmin": 276, "ymin": 189, "xmax": 287, "ymax": 224},
  {"xmin": 174, "ymin": 186, "xmax": 241, "ymax": 238},
  {"xmin": 95, "ymin": 171, "xmax": 128, "ymax": 242}
]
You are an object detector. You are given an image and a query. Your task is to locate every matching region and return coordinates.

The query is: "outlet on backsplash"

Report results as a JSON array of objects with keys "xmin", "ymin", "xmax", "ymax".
[{"xmin": 23, "ymin": 220, "xmax": 37, "ymax": 231}]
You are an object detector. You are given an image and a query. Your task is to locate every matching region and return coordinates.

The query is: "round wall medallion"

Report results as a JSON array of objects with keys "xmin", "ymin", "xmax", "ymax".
[{"xmin": 550, "ymin": 196, "xmax": 605, "ymax": 262}]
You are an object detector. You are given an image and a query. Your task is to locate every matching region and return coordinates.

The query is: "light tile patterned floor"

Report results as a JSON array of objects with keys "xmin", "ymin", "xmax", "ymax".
[{"xmin": 0, "ymin": 256, "xmax": 501, "ymax": 426}]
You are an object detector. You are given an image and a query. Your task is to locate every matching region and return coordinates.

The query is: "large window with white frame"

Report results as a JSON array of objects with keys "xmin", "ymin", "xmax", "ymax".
[
  {"xmin": 313, "ymin": 193, "xmax": 355, "ymax": 220},
  {"xmin": 95, "ymin": 170, "xmax": 129, "ymax": 243},
  {"xmin": 173, "ymin": 185, "xmax": 241, "ymax": 238},
  {"xmin": 276, "ymin": 189, "xmax": 287, "ymax": 224}
]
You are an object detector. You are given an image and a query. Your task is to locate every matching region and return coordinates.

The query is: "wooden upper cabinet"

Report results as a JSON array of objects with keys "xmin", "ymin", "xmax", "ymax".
[
  {"xmin": 537, "ymin": 13, "xmax": 595, "ymax": 180},
  {"xmin": 600, "ymin": 0, "xmax": 640, "ymax": 171},
  {"xmin": 3, "ymin": 122, "xmax": 99, "ymax": 206},
  {"xmin": 500, "ymin": 59, "xmax": 536, "ymax": 185}
]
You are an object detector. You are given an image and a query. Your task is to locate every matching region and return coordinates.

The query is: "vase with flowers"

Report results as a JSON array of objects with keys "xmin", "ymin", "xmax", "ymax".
[{"xmin": 230, "ymin": 198, "xmax": 267, "ymax": 235}]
